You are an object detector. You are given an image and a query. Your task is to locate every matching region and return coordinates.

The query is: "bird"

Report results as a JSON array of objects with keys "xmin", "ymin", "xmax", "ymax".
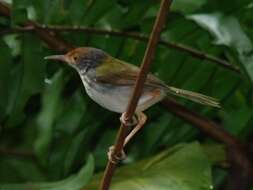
[{"xmin": 45, "ymin": 47, "xmax": 220, "ymax": 163}]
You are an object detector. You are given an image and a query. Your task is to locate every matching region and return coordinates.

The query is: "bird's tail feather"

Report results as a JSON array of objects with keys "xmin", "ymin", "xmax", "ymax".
[{"xmin": 167, "ymin": 86, "xmax": 220, "ymax": 108}]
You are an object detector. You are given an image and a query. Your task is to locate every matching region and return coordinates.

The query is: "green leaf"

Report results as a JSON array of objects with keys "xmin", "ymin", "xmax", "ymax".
[
  {"xmin": 44, "ymin": 0, "xmax": 68, "ymax": 24},
  {"xmin": 35, "ymin": 70, "xmax": 65, "ymax": 163},
  {"xmin": 188, "ymin": 13, "xmax": 253, "ymax": 83},
  {"xmin": 223, "ymin": 104, "xmax": 253, "ymax": 135},
  {"xmin": 0, "ymin": 40, "xmax": 12, "ymax": 121},
  {"xmin": 202, "ymin": 0, "xmax": 252, "ymax": 13},
  {"xmin": 7, "ymin": 34, "xmax": 45, "ymax": 127},
  {"xmin": 85, "ymin": 142, "xmax": 213, "ymax": 190},
  {"xmin": 120, "ymin": 1, "xmax": 154, "ymax": 28},
  {"xmin": 29, "ymin": 0, "xmax": 51, "ymax": 23},
  {"xmin": 171, "ymin": 0, "xmax": 208, "ymax": 14},
  {"xmin": 0, "ymin": 158, "xmax": 46, "ymax": 183},
  {"xmin": 68, "ymin": 0, "xmax": 89, "ymax": 25},
  {"xmin": 11, "ymin": 8, "xmax": 27, "ymax": 25},
  {"xmin": 11, "ymin": 0, "xmax": 29, "ymax": 25},
  {"xmin": 201, "ymin": 144, "xmax": 226, "ymax": 165},
  {"xmin": 63, "ymin": 129, "xmax": 88, "ymax": 175},
  {"xmin": 0, "ymin": 154, "xmax": 94, "ymax": 190},
  {"xmin": 82, "ymin": 0, "xmax": 117, "ymax": 25}
]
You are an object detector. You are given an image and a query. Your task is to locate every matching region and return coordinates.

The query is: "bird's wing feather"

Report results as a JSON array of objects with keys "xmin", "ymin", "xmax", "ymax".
[
  {"xmin": 166, "ymin": 86, "xmax": 220, "ymax": 108},
  {"xmin": 95, "ymin": 57, "xmax": 167, "ymax": 88}
]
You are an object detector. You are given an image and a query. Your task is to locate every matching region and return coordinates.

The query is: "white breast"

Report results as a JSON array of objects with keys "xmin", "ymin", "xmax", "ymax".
[
  {"xmin": 79, "ymin": 71, "xmax": 165, "ymax": 113},
  {"xmin": 81, "ymin": 75, "xmax": 128, "ymax": 113}
]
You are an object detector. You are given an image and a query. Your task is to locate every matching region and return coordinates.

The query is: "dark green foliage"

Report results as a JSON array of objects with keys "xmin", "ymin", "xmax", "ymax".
[{"xmin": 0, "ymin": 0, "xmax": 252, "ymax": 189}]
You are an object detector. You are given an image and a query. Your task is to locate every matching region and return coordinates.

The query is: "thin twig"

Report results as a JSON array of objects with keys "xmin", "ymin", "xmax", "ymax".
[
  {"xmin": 0, "ymin": 1, "xmax": 10, "ymax": 17},
  {"xmin": 100, "ymin": 1, "xmax": 173, "ymax": 190},
  {"xmin": 0, "ymin": 147, "xmax": 36, "ymax": 160},
  {"xmin": 0, "ymin": 25, "xmax": 240, "ymax": 73},
  {"xmin": 0, "ymin": 0, "xmax": 252, "ymax": 187}
]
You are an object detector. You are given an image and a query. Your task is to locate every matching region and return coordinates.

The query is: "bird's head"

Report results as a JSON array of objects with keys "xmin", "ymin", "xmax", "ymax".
[{"xmin": 45, "ymin": 47, "xmax": 107, "ymax": 73}]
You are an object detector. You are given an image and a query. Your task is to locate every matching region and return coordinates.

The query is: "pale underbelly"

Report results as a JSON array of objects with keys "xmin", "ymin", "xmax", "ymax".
[{"xmin": 81, "ymin": 77, "xmax": 165, "ymax": 113}]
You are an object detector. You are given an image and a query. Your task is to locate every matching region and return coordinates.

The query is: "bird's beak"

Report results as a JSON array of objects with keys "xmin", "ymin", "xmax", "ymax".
[{"xmin": 44, "ymin": 55, "xmax": 68, "ymax": 63}]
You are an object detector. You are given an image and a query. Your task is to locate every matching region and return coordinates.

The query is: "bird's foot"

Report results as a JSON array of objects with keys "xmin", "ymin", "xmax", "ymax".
[
  {"xmin": 107, "ymin": 146, "xmax": 126, "ymax": 164},
  {"xmin": 120, "ymin": 112, "xmax": 138, "ymax": 127}
]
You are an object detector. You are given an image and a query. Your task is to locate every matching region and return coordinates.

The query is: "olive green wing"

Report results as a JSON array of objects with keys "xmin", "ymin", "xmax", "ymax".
[{"xmin": 95, "ymin": 57, "xmax": 166, "ymax": 88}]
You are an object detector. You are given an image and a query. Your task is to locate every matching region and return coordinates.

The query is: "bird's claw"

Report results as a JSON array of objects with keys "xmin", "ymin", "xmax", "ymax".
[
  {"xmin": 107, "ymin": 146, "xmax": 126, "ymax": 164},
  {"xmin": 120, "ymin": 112, "xmax": 138, "ymax": 127}
]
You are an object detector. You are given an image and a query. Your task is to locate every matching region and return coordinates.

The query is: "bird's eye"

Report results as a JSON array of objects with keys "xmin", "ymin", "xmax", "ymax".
[{"xmin": 73, "ymin": 56, "xmax": 77, "ymax": 61}]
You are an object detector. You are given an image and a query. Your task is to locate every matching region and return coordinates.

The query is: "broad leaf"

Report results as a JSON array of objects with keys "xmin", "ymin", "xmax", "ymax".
[
  {"xmin": 0, "ymin": 154, "xmax": 94, "ymax": 190},
  {"xmin": 0, "ymin": 40, "xmax": 12, "ymax": 120},
  {"xmin": 84, "ymin": 142, "xmax": 213, "ymax": 190},
  {"xmin": 172, "ymin": 0, "xmax": 208, "ymax": 13},
  {"xmin": 6, "ymin": 34, "xmax": 45, "ymax": 127},
  {"xmin": 188, "ymin": 13, "xmax": 253, "ymax": 83},
  {"xmin": 35, "ymin": 70, "xmax": 65, "ymax": 163}
]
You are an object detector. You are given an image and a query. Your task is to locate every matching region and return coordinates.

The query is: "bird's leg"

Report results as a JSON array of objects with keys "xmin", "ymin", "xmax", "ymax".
[
  {"xmin": 107, "ymin": 112, "xmax": 147, "ymax": 164},
  {"xmin": 123, "ymin": 112, "xmax": 147, "ymax": 146},
  {"xmin": 107, "ymin": 112, "xmax": 136, "ymax": 164}
]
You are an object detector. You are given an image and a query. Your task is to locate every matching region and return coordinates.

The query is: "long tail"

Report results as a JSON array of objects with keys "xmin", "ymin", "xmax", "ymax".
[{"xmin": 167, "ymin": 86, "xmax": 220, "ymax": 108}]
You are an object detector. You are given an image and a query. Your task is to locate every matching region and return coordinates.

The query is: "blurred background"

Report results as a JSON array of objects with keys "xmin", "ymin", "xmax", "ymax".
[{"xmin": 0, "ymin": 0, "xmax": 253, "ymax": 189}]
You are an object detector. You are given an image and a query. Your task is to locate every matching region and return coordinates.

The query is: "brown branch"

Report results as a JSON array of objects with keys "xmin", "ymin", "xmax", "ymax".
[
  {"xmin": 41, "ymin": 25, "xmax": 241, "ymax": 73},
  {"xmin": 100, "ymin": 1, "xmax": 173, "ymax": 190},
  {"xmin": 161, "ymin": 98, "xmax": 253, "ymax": 178},
  {"xmin": 0, "ymin": 147, "xmax": 36, "ymax": 160},
  {"xmin": 0, "ymin": 25, "xmax": 240, "ymax": 73},
  {"xmin": 1, "ymin": 0, "xmax": 252, "ymax": 187},
  {"xmin": 27, "ymin": 22, "xmax": 74, "ymax": 52},
  {"xmin": 0, "ymin": 1, "xmax": 10, "ymax": 17}
]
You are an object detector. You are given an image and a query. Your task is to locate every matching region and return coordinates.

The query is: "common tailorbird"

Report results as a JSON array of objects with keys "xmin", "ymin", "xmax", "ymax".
[{"xmin": 45, "ymin": 47, "xmax": 220, "ymax": 162}]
